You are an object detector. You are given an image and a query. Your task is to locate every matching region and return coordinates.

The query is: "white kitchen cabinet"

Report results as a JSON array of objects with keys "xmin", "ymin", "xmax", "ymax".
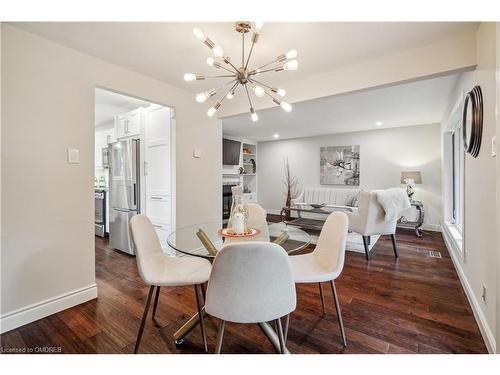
[
  {"xmin": 142, "ymin": 105, "xmax": 174, "ymax": 253},
  {"xmin": 115, "ymin": 108, "xmax": 142, "ymax": 139},
  {"xmin": 95, "ymin": 128, "xmax": 116, "ymax": 169},
  {"xmin": 104, "ymin": 128, "xmax": 116, "ymax": 145},
  {"xmin": 94, "ymin": 131, "xmax": 106, "ymax": 169}
]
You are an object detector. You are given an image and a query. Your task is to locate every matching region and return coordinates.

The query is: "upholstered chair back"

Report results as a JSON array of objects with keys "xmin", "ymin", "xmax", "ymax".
[
  {"xmin": 225, "ymin": 203, "xmax": 270, "ymax": 244},
  {"xmin": 348, "ymin": 191, "xmax": 397, "ymax": 236},
  {"xmin": 205, "ymin": 242, "xmax": 296, "ymax": 323},
  {"xmin": 130, "ymin": 214, "xmax": 164, "ymax": 284},
  {"xmin": 314, "ymin": 212, "xmax": 349, "ymax": 278}
]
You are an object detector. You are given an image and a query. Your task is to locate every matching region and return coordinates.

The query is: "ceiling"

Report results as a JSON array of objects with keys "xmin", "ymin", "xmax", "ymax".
[
  {"xmin": 95, "ymin": 88, "xmax": 150, "ymax": 128},
  {"xmin": 222, "ymin": 73, "xmax": 459, "ymax": 141},
  {"xmin": 14, "ymin": 22, "xmax": 477, "ymax": 96}
]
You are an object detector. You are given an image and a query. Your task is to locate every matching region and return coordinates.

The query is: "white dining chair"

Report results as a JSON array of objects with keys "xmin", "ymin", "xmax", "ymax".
[
  {"xmin": 205, "ymin": 241, "xmax": 296, "ymax": 354},
  {"xmin": 130, "ymin": 214, "xmax": 212, "ymax": 353},
  {"xmin": 225, "ymin": 202, "xmax": 270, "ymax": 243},
  {"xmin": 289, "ymin": 211, "xmax": 349, "ymax": 346}
]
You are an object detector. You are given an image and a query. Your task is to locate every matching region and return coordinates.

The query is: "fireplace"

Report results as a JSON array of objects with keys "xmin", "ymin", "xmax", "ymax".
[{"xmin": 222, "ymin": 183, "xmax": 238, "ymax": 224}]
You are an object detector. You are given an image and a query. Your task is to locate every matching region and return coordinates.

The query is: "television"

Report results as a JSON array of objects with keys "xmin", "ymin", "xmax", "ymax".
[{"xmin": 223, "ymin": 138, "xmax": 241, "ymax": 165}]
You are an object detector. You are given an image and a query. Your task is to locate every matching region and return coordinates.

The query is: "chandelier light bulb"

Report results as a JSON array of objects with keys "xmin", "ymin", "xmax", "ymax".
[
  {"xmin": 184, "ymin": 73, "xmax": 196, "ymax": 82},
  {"xmin": 285, "ymin": 49, "xmax": 298, "ymax": 59},
  {"xmin": 254, "ymin": 22, "xmax": 264, "ymax": 31},
  {"xmin": 250, "ymin": 108, "xmax": 258, "ymax": 122},
  {"xmin": 206, "ymin": 57, "xmax": 215, "ymax": 66},
  {"xmin": 212, "ymin": 45, "xmax": 225, "ymax": 58},
  {"xmin": 277, "ymin": 88, "xmax": 286, "ymax": 97},
  {"xmin": 253, "ymin": 86, "xmax": 265, "ymax": 98},
  {"xmin": 195, "ymin": 92, "xmax": 208, "ymax": 103},
  {"xmin": 207, "ymin": 107, "xmax": 217, "ymax": 117},
  {"xmin": 193, "ymin": 28, "xmax": 205, "ymax": 41},
  {"xmin": 197, "ymin": 88, "xmax": 217, "ymax": 103},
  {"xmin": 227, "ymin": 91, "xmax": 234, "ymax": 99},
  {"xmin": 280, "ymin": 101, "xmax": 292, "ymax": 112},
  {"xmin": 283, "ymin": 60, "xmax": 299, "ymax": 71}
]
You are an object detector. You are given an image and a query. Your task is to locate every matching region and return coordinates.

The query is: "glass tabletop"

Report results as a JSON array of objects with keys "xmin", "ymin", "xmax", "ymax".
[{"xmin": 167, "ymin": 221, "xmax": 311, "ymax": 260}]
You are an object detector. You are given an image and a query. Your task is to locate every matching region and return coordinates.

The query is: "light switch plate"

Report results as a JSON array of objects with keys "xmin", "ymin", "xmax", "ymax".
[
  {"xmin": 193, "ymin": 148, "xmax": 202, "ymax": 158},
  {"xmin": 67, "ymin": 148, "xmax": 80, "ymax": 164},
  {"xmin": 491, "ymin": 136, "xmax": 496, "ymax": 157}
]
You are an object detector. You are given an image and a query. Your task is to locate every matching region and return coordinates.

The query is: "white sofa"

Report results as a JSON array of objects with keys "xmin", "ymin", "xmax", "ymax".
[{"xmin": 292, "ymin": 187, "xmax": 360, "ymax": 210}]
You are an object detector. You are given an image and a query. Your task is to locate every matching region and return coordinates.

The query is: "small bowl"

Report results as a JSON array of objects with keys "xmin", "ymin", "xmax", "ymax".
[{"xmin": 310, "ymin": 203, "xmax": 326, "ymax": 209}]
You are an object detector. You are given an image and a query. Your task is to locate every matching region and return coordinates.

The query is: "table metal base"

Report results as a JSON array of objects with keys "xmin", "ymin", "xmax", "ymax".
[
  {"xmin": 173, "ymin": 309, "xmax": 289, "ymax": 354},
  {"xmin": 173, "ymin": 308, "xmax": 206, "ymax": 343},
  {"xmin": 258, "ymin": 322, "xmax": 290, "ymax": 354}
]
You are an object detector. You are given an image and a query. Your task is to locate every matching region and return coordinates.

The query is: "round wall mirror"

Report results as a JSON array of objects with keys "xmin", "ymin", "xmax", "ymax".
[{"xmin": 462, "ymin": 86, "xmax": 483, "ymax": 158}]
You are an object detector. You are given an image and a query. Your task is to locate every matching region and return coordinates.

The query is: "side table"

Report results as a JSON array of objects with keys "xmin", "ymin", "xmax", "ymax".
[{"xmin": 397, "ymin": 200, "xmax": 425, "ymax": 237}]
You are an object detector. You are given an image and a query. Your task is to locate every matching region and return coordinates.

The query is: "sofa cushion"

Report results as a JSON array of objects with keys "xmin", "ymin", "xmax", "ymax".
[{"xmin": 300, "ymin": 187, "xmax": 360, "ymax": 207}]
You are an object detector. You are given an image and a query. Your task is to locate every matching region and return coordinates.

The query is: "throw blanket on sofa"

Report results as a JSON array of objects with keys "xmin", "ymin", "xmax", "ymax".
[{"xmin": 375, "ymin": 188, "xmax": 411, "ymax": 221}]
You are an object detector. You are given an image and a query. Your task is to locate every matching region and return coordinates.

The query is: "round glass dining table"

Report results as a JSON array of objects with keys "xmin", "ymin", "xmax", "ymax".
[
  {"xmin": 167, "ymin": 221, "xmax": 311, "ymax": 260},
  {"xmin": 167, "ymin": 221, "xmax": 310, "ymax": 354}
]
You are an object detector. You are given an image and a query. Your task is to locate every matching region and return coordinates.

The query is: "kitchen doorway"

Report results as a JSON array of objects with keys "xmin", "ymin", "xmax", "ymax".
[{"xmin": 94, "ymin": 87, "xmax": 176, "ymax": 257}]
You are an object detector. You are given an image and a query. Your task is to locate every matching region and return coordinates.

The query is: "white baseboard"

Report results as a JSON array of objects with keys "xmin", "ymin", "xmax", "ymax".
[
  {"xmin": 0, "ymin": 284, "xmax": 98, "ymax": 334},
  {"xmin": 442, "ymin": 225, "xmax": 496, "ymax": 354},
  {"xmin": 421, "ymin": 223, "xmax": 441, "ymax": 232}
]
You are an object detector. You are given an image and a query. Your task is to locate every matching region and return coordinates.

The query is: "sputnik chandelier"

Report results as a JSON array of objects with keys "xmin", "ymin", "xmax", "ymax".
[{"xmin": 184, "ymin": 21, "xmax": 298, "ymax": 122}]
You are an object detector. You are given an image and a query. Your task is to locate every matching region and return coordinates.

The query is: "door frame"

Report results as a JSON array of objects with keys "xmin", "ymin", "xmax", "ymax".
[{"xmin": 94, "ymin": 85, "xmax": 177, "ymax": 246}]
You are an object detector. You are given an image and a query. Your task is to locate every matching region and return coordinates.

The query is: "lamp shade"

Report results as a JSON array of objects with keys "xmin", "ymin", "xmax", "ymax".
[{"xmin": 401, "ymin": 171, "xmax": 422, "ymax": 184}]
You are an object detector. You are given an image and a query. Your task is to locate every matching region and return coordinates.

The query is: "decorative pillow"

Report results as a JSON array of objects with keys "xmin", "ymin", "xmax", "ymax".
[{"xmin": 345, "ymin": 194, "xmax": 359, "ymax": 207}]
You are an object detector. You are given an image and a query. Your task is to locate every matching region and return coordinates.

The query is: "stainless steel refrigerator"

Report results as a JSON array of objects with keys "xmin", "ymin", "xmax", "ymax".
[{"xmin": 108, "ymin": 138, "xmax": 140, "ymax": 255}]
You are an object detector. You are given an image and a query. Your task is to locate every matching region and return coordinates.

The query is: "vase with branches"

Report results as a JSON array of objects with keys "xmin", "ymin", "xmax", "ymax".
[{"xmin": 283, "ymin": 158, "xmax": 299, "ymax": 220}]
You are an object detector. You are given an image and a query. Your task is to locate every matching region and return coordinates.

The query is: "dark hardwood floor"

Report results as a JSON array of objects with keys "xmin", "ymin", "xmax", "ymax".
[{"xmin": 0, "ymin": 224, "xmax": 487, "ymax": 354}]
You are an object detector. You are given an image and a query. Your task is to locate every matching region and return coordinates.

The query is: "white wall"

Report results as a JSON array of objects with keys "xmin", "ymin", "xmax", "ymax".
[
  {"xmin": 258, "ymin": 124, "xmax": 442, "ymax": 229},
  {"xmin": 441, "ymin": 23, "xmax": 497, "ymax": 353},
  {"xmin": 0, "ymin": 25, "xmax": 222, "ymax": 332},
  {"xmin": 496, "ymin": 22, "xmax": 500, "ymax": 354}
]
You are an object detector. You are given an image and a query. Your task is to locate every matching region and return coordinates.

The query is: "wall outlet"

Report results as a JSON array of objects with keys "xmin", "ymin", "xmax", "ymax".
[
  {"xmin": 491, "ymin": 136, "xmax": 496, "ymax": 157},
  {"xmin": 482, "ymin": 285, "xmax": 487, "ymax": 303}
]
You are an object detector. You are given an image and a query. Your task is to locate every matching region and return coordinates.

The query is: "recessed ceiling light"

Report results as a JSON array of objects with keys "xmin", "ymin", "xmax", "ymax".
[
  {"xmin": 273, "ymin": 133, "xmax": 280, "ymax": 139},
  {"xmin": 375, "ymin": 121, "xmax": 383, "ymax": 126}
]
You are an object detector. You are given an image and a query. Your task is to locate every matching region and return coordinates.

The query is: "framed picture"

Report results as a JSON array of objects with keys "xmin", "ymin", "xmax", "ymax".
[{"xmin": 320, "ymin": 145, "xmax": 360, "ymax": 186}]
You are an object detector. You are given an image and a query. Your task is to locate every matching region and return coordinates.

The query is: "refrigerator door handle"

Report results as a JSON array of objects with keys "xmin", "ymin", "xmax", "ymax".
[{"xmin": 133, "ymin": 183, "xmax": 137, "ymax": 207}]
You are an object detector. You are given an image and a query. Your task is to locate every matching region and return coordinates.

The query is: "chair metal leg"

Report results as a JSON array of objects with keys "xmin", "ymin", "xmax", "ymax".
[
  {"xmin": 276, "ymin": 319, "xmax": 286, "ymax": 354},
  {"xmin": 362, "ymin": 236, "xmax": 370, "ymax": 260},
  {"xmin": 330, "ymin": 280, "xmax": 347, "ymax": 347},
  {"xmin": 318, "ymin": 282, "xmax": 327, "ymax": 315},
  {"xmin": 283, "ymin": 314, "xmax": 290, "ymax": 344},
  {"xmin": 194, "ymin": 284, "xmax": 208, "ymax": 353},
  {"xmin": 134, "ymin": 285, "xmax": 155, "ymax": 354},
  {"xmin": 215, "ymin": 320, "xmax": 226, "ymax": 354},
  {"xmin": 152, "ymin": 286, "xmax": 160, "ymax": 320},
  {"xmin": 201, "ymin": 283, "xmax": 206, "ymax": 302},
  {"xmin": 390, "ymin": 234, "xmax": 399, "ymax": 258}
]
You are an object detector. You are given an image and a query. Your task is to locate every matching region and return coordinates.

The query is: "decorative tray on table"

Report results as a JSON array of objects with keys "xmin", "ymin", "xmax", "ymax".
[{"xmin": 218, "ymin": 227, "xmax": 260, "ymax": 238}]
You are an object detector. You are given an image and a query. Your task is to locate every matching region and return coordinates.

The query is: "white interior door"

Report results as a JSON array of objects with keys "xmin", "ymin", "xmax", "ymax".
[{"xmin": 143, "ymin": 105, "xmax": 174, "ymax": 252}]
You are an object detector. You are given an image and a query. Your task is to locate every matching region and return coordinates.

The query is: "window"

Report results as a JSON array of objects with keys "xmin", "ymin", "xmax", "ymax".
[{"xmin": 450, "ymin": 123, "xmax": 464, "ymax": 232}]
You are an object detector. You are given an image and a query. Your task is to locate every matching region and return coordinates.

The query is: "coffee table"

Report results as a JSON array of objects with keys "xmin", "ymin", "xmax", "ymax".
[{"xmin": 280, "ymin": 204, "xmax": 356, "ymax": 231}]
